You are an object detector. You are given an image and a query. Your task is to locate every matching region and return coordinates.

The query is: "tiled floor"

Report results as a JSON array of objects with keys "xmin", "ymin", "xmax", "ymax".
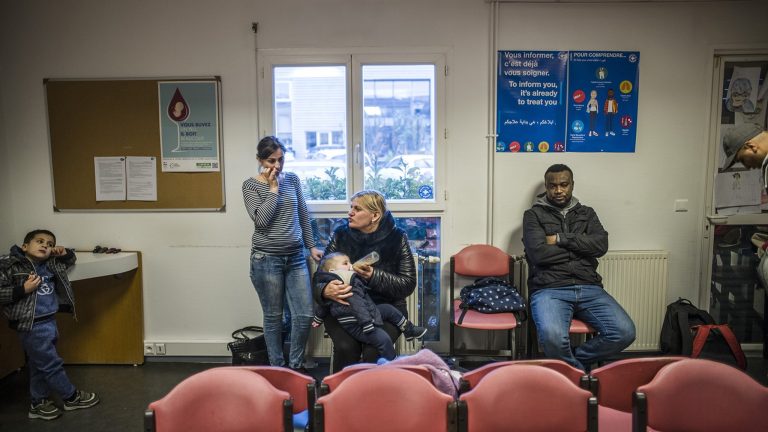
[{"xmin": 0, "ymin": 354, "xmax": 765, "ymax": 431}]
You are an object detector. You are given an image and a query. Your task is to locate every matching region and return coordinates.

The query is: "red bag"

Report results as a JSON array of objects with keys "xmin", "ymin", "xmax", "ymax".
[{"xmin": 691, "ymin": 324, "xmax": 747, "ymax": 370}]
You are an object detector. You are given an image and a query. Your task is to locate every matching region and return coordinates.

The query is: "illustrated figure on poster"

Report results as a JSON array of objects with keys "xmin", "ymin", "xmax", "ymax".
[
  {"xmin": 603, "ymin": 89, "xmax": 618, "ymax": 137},
  {"xmin": 586, "ymin": 90, "xmax": 599, "ymax": 137},
  {"xmin": 597, "ymin": 67, "xmax": 607, "ymax": 80},
  {"xmin": 737, "ymin": 78, "xmax": 767, "ymax": 129},
  {"xmin": 726, "ymin": 78, "xmax": 755, "ymax": 114},
  {"xmin": 167, "ymin": 88, "xmax": 190, "ymax": 152}
]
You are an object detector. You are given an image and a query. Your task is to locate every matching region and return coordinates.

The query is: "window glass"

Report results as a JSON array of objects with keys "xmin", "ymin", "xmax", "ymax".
[
  {"xmin": 274, "ymin": 65, "xmax": 348, "ymax": 201},
  {"xmin": 313, "ymin": 216, "xmax": 441, "ymax": 341},
  {"xmin": 362, "ymin": 65, "xmax": 436, "ymax": 201}
]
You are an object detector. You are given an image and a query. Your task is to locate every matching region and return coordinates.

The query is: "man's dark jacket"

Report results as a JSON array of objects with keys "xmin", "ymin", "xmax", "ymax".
[{"xmin": 522, "ymin": 194, "xmax": 608, "ymax": 292}]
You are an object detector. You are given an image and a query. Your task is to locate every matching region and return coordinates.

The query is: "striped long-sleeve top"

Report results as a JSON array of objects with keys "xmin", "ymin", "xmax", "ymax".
[{"xmin": 242, "ymin": 172, "xmax": 316, "ymax": 255}]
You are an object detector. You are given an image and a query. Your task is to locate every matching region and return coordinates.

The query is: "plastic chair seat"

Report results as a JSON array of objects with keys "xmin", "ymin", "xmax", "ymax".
[
  {"xmin": 452, "ymin": 299, "xmax": 520, "ymax": 330},
  {"xmin": 459, "ymin": 359, "xmax": 588, "ymax": 394},
  {"xmin": 569, "ymin": 318, "xmax": 595, "ymax": 334},
  {"xmin": 599, "ymin": 405, "xmax": 631, "ymax": 432}
]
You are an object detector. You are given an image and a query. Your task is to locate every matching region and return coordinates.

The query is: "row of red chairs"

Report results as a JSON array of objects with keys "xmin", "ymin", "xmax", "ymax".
[{"xmin": 144, "ymin": 357, "xmax": 768, "ymax": 432}]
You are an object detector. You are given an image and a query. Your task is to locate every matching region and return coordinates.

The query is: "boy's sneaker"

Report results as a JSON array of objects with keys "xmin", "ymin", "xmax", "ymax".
[
  {"xmin": 63, "ymin": 390, "xmax": 100, "ymax": 411},
  {"xmin": 29, "ymin": 399, "xmax": 62, "ymax": 420},
  {"xmin": 403, "ymin": 324, "xmax": 428, "ymax": 341}
]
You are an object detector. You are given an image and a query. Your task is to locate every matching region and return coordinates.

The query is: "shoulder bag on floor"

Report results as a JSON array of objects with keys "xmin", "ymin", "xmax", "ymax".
[{"xmin": 227, "ymin": 326, "xmax": 269, "ymax": 365}]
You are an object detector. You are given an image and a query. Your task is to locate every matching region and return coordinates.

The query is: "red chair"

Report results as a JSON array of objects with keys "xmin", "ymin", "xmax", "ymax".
[
  {"xmin": 458, "ymin": 364, "xmax": 597, "ymax": 432},
  {"xmin": 633, "ymin": 358, "xmax": 768, "ymax": 432},
  {"xmin": 233, "ymin": 366, "xmax": 316, "ymax": 431},
  {"xmin": 318, "ymin": 363, "xmax": 433, "ymax": 396},
  {"xmin": 450, "ymin": 245, "xmax": 524, "ymax": 361},
  {"xmin": 313, "ymin": 367, "xmax": 457, "ymax": 432},
  {"xmin": 588, "ymin": 356, "xmax": 683, "ymax": 432},
  {"xmin": 145, "ymin": 367, "xmax": 292, "ymax": 432},
  {"xmin": 458, "ymin": 359, "xmax": 589, "ymax": 393},
  {"xmin": 232, "ymin": 365, "xmax": 315, "ymax": 413}
]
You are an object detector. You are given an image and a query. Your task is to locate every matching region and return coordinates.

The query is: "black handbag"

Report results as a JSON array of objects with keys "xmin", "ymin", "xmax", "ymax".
[{"xmin": 227, "ymin": 326, "xmax": 269, "ymax": 365}]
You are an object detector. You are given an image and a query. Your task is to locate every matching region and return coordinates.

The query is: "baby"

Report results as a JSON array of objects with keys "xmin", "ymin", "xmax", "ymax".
[{"xmin": 312, "ymin": 252, "xmax": 427, "ymax": 361}]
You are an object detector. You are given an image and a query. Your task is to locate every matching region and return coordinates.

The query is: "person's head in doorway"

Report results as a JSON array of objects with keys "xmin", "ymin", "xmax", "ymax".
[{"xmin": 722, "ymin": 123, "xmax": 767, "ymax": 170}]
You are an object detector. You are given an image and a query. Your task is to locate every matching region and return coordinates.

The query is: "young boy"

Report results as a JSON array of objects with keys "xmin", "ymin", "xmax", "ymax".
[
  {"xmin": 0, "ymin": 229, "xmax": 99, "ymax": 420},
  {"xmin": 312, "ymin": 252, "xmax": 427, "ymax": 361}
]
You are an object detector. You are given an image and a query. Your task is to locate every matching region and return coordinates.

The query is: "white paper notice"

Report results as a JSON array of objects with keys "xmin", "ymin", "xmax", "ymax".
[
  {"xmin": 715, "ymin": 169, "xmax": 762, "ymax": 209},
  {"xmin": 94, "ymin": 157, "xmax": 126, "ymax": 201},
  {"xmin": 127, "ymin": 156, "xmax": 158, "ymax": 201}
]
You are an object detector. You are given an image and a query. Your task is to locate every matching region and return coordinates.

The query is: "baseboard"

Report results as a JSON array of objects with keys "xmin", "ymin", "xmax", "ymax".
[
  {"xmin": 143, "ymin": 341, "xmax": 232, "ymax": 357},
  {"xmin": 142, "ymin": 339, "xmax": 335, "ymax": 358}
]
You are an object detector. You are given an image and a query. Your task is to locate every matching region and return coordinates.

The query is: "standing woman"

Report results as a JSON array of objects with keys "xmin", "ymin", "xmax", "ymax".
[
  {"xmin": 243, "ymin": 136, "xmax": 323, "ymax": 371},
  {"xmin": 315, "ymin": 190, "xmax": 417, "ymax": 372}
]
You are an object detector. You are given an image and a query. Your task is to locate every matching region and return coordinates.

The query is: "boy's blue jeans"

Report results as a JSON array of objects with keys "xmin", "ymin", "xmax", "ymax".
[
  {"xmin": 249, "ymin": 250, "xmax": 313, "ymax": 369},
  {"xmin": 530, "ymin": 285, "xmax": 636, "ymax": 371},
  {"xmin": 18, "ymin": 318, "xmax": 76, "ymax": 403}
]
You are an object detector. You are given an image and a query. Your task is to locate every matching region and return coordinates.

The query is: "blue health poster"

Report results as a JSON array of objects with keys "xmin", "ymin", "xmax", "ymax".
[
  {"xmin": 496, "ymin": 50, "xmax": 639, "ymax": 153},
  {"xmin": 497, "ymin": 51, "xmax": 568, "ymax": 153},
  {"xmin": 567, "ymin": 51, "xmax": 640, "ymax": 152}
]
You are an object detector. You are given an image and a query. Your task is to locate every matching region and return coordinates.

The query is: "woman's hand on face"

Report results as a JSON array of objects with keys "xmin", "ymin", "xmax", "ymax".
[
  {"xmin": 322, "ymin": 280, "xmax": 352, "ymax": 305},
  {"xmin": 309, "ymin": 247, "xmax": 323, "ymax": 262},
  {"xmin": 265, "ymin": 168, "xmax": 279, "ymax": 192},
  {"xmin": 353, "ymin": 264, "xmax": 374, "ymax": 280}
]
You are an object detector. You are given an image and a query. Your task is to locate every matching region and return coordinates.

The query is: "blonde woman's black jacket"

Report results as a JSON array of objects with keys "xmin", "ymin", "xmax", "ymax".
[
  {"xmin": 0, "ymin": 246, "xmax": 77, "ymax": 331},
  {"xmin": 523, "ymin": 195, "xmax": 608, "ymax": 292},
  {"xmin": 314, "ymin": 211, "xmax": 416, "ymax": 316}
]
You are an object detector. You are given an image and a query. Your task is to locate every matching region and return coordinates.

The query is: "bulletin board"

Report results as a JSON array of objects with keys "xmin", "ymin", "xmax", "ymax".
[{"xmin": 45, "ymin": 78, "xmax": 225, "ymax": 211}]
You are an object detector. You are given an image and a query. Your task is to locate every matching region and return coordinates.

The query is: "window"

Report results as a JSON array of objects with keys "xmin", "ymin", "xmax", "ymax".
[
  {"xmin": 260, "ymin": 53, "xmax": 444, "ymax": 209},
  {"xmin": 260, "ymin": 51, "xmax": 446, "ymax": 342},
  {"xmin": 274, "ymin": 81, "xmax": 291, "ymax": 101}
]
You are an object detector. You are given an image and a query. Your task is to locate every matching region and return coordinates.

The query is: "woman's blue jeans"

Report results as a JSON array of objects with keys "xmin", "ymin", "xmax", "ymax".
[
  {"xmin": 249, "ymin": 250, "xmax": 313, "ymax": 369},
  {"xmin": 530, "ymin": 285, "xmax": 636, "ymax": 371}
]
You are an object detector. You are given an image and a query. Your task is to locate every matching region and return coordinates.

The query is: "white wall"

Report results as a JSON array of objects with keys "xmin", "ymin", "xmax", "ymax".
[
  {"xmin": 491, "ymin": 2, "xmax": 768, "ymax": 304},
  {"xmin": 0, "ymin": 0, "xmax": 766, "ymax": 354}
]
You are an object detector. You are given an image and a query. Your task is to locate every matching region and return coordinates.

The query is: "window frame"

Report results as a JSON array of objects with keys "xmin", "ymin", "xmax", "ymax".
[{"xmin": 258, "ymin": 50, "xmax": 447, "ymax": 213}]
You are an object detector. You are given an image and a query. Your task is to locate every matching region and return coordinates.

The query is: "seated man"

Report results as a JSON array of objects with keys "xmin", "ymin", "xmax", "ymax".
[{"xmin": 523, "ymin": 164, "xmax": 635, "ymax": 370}]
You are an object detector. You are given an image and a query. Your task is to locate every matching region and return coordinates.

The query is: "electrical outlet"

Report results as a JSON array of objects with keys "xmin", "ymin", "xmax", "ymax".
[
  {"xmin": 155, "ymin": 343, "xmax": 166, "ymax": 355},
  {"xmin": 144, "ymin": 343, "xmax": 155, "ymax": 355}
]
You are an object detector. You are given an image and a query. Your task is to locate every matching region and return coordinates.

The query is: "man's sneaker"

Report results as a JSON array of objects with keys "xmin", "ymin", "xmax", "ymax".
[
  {"xmin": 403, "ymin": 324, "xmax": 428, "ymax": 341},
  {"xmin": 63, "ymin": 390, "xmax": 100, "ymax": 411},
  {"xmin": 29, "ymin": 399, "xmax": 62, "ymax": 420}
]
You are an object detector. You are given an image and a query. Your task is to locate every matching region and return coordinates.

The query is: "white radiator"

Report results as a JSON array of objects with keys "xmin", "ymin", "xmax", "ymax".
[
  {"xmin": 306, "ymin": 256, "xmax": 421, "ymax": 359},
  {"xmin": 516, "ymin": 251, "xmax": 668, "ymax": 351}
]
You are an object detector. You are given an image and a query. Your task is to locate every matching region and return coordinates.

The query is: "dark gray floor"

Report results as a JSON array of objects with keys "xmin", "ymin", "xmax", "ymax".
[{"xmin": 0, "ymin": 355, "xmax": 765, "ymax": 431}]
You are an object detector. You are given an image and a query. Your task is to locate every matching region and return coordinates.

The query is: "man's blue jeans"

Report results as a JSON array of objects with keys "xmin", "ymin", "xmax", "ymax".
[
  {"xmin": 18, "ymin": 318, "xmax": 76, "ymax": 403},
  {"xmin": 250, "ymin": 250, "xmax": 313, "ymax": 369},
  {"xmin": 530, "ymin": 285, "xmax": 636, "ymax": 371}
]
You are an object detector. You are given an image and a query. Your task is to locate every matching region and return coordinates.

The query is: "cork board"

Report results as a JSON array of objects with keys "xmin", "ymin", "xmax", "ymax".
[{"xmin": 45, "ymin": 78, "xmax": 225, "ymax": 211}]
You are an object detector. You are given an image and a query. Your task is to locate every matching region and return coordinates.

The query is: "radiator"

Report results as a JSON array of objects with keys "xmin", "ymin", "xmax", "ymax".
[
  {"xmin": 306, "ymin": 256, "xmax": 422, "ymax": 359},
  {"xmin": 514, "ymin": 251, "xmax": 669, "ymax": 351}
]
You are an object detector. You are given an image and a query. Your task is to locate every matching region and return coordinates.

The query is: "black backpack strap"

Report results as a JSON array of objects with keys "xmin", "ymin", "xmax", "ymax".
[{"xmin": 457, "ymin": 306, "xmax": 468, "ymax": 325}]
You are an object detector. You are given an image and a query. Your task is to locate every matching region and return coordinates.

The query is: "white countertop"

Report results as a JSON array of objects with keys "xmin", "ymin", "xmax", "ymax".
[{"xmin": 67, "ymin": 252, "xmax": 139, "ymax": 281}]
